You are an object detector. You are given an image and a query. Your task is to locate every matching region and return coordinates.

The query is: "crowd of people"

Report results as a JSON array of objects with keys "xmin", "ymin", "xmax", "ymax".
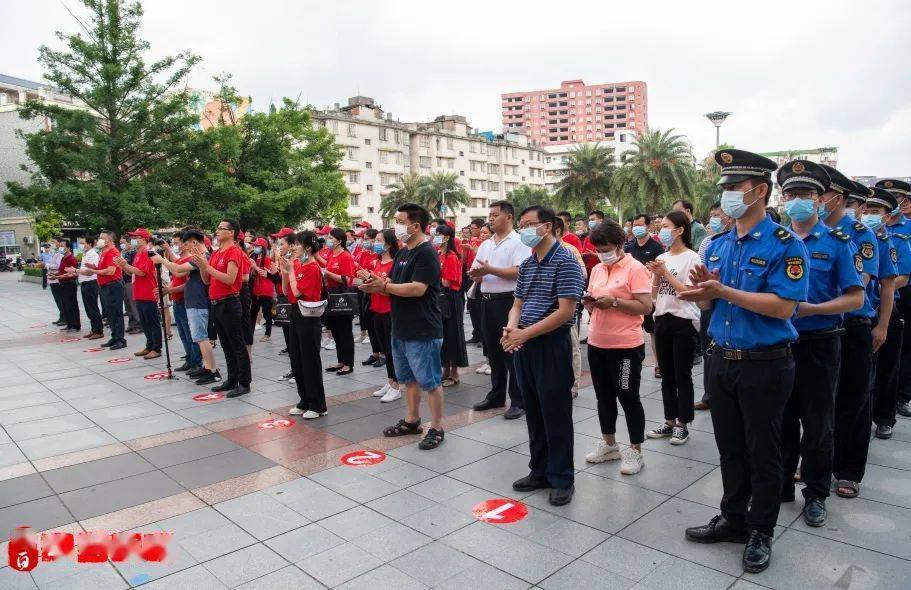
[{"xmin": 34, "ymin": 148, "xmax": 911, "ymax": 575}]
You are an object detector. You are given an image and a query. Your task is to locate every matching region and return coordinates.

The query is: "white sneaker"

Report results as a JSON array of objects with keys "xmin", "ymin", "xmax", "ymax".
[
  {"xmin": 475, "ymin": 363, "xmax": 490, "ymax": 374},
  {"xmin": 585, "ymin": 440, "xmax": 621, "ymax": 463},
  {"xmin": 361, "ymin": 336, "xmax": 370, "ymax": 345},
  {"xmin": 325, "ymin": 340, "xmax": 336, "ymax": 350},
  {"xmin": 301, "ymin": 410, "xmax": 321, "ymax": 419},
  {"xmin": 380, "ymin": 387, "xmax": 402, "ymax": 403},
  {"xmin": 288, "ymin": 377, "xmax": 296, "ymax": 385},
  {"xmin": 620, "ymin": 447, "xmax": 644, "ymax": 475},
  {"xmin": 289, "ymin": 407, "xmax": 304, "ymax": 415},
  {"xmin": 373, "ymin": 383, "xmax": 391, "ymax": 397},
  {"xmin": 484, "ymin": 366, "xmax": 492, "ymax": 375}
]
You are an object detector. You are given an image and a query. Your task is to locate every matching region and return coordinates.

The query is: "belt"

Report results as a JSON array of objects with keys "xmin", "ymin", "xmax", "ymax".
[
  {"xmin": 211, "ymin": 294, "xmax": 239, "ymax": 305},
  {"xmin": 797, "ymin": 327, "xmax": 845, "ymax": 341},
  {"xmin": 708, "ymin": 341, "xmax": 790, "ymax": 361},
  {"xmin": 843, "ymin": 317, "xmax": 872, "ymax": 328},
  {"xmin": 481, "ymin": 292, "xmax": 513, "ymax": 301}
]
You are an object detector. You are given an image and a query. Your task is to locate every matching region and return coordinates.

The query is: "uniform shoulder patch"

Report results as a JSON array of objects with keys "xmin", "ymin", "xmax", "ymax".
[
  {"xmin": 854, "ymin": 222, "xmax": 866, "ymax": 232},
  {"xmin": 774, "ymin": 227, "xmax": 792, "ymax": 242},
  {"xmin": 891, "ymin": 247, "xmax": 898, "ymax": 263},
  {"xmin": 854, "ymin": 253, "xmax": 863, "ymax": 273},
  {"xmin": 894, "ymin": 233, "xmax": 911, "ymax": 241},
  {"xmin": 829, "ymin": 228, "xmax": 850, "ymax": 242},
  {"xmin": 785, "ymin": 256, "xmax": 805, "ymax": 280},
  {"xmin": 860, "ymin": 242, "xmax": 875, "ymax": 259}
]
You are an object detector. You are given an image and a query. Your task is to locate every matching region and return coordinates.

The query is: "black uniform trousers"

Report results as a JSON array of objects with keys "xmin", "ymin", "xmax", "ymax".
[
  {"xmin": 706, "ymin": 349, "xmax": 794, "ymax": 536},
  {"xmin": 480, "ymin": 294, "xmax": 522, "ymax": 408},
  {"xmin": 288, "ymin": 308, "xmax": 327, "ymax": 413},
  {"xmin": 99, "ymin": 281, "xmax": 125, "ymax": 344},
  {"xmin": 58, "ymin": 280, "xmax": 80, "ymax": 330},
  {"xmin": 833, "ymin": 320, "xmax": 874, "ymax": 482},
  {"xmin": 513, "ymin": 327, "xmax": 574, "ymax": 489},
  {"xmin": 213, "ymin": 296, "xmax": 251, "ymax": 387},
  {"xmin": 80, "ymin": 280, "xmax": 104, "ymax": 334},
  {"xmin": 895, "ymin": 286, "xmax": 911, "ymax": 404},
  {"xmin": 872, "ymin": 313, "xmax": 904, "ymax": 428},
  {"xmin": 698, "ymin": 307, "xmax": 713, "ymax": 404},
  {"xmin": 49, "ymin": 282, "xmax": 64, "ymax": 322},
  {"xmin": 782, "ymin": 332, "xmax": 840, "ymax": 501}
]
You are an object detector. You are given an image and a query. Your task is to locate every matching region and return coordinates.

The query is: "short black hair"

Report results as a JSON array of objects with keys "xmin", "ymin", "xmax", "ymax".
[
  {"xmin": 588, "ymin": 210, "xmax": 605, "ymax": 219},
  {"xmin": 633, "ymin": 213, "xmax": 651, "ymax": 225},
  {"xmin": 664, "ymin": 210, "xmax": 693, "ymax": 249},
  {"xmin": 220, "ymin": 218, "xmax": 240, "ymax": 240},
  {"xmin": 519, "ymin": 205, "xmax": 557, "ymax": 235},
  {"xmin": 489, "ymin": 200, "xmax": 515, "ymax": 218},
  {"xmin": 470, "ymin": 218, "xmax": 485, "ymax": 228},
  {"xmin": 329, "ymin": 227, "xmax": 347, "ymax": 246},
  {"xmin": 84, "ymin": 235, "xmax": 97, "ymax": 246},
  {"xmin": 58, "ymin": 238, "xmax": 71, "ymax": 250},
  {"xmin": 296, "ymin": 231, "xmax": 320, "ymax": 255},
  {"xmin": 397, "ymin": 203, "xmax": 431, "ymax": 231},
  {"xmin": 432, "ymin": 218, "xmax": 447, "ymax": 226},
  {"xmin": 557, "ymin": 210, "xmax": 573, "ymax": 222},
  {"xmin": 364, "ymin": 229, "xmax": 378, "ymax": 239},
  {"xmin": 554, "ymin": 217, "xmax": 565, "ymax": 236},
  {"xmin": 182, "ymin": 228, "xmax": 205, "ymax": 243},
  {"xmin": 673, "ymin": 199, "xmax": 694, "ymax": 214},
  {"xmin": 710, "ymin": 201, "xmax": 722, "ymax": 210},
  {"xmin": 588, "ymin": 219, "xmax": 625, "ymax": 248}
]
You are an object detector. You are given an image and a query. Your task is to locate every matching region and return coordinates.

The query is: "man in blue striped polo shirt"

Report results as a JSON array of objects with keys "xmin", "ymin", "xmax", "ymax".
[{"xmin": 502, "ymin": 205, "xmax": 586, "ymax": 506}]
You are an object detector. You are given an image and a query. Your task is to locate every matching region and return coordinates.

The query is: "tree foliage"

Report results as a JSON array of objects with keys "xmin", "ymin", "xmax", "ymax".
[
  {"xmin": 691, "ymin": 143, "xmax": 734, "ymax": 219},
  {"xmin": 507, "ymin": 184, "xmax": 553, "ymax": 215},
  {"xmin": 613, "ymin": 128, "xmax": 696, "ymax": 219},
  {"xmin": 553, "ymin": 143, "xmax": 615, "ymax": 215},
  {"xmin": 379, "ymin": 172, "xmax": 424, "ymax": 219},
  {"xmin": 416, "ymin": 172, "xmax": 470, "ymax": 218}
]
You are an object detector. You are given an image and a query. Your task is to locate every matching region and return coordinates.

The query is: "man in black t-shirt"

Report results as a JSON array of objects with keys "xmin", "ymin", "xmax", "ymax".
[
  {"xmin": 624, "ymin": 213, "xmax": 664, "ymax": 374},
  {"xmin": 359, "ymin": 203, "xmax": 446, "ymax": 451}
]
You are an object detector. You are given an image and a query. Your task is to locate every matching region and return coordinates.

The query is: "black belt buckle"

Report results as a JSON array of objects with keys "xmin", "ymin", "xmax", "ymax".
[{"xmin": 725, "ymin": 348, "xmax": 745, "ymax": 361}]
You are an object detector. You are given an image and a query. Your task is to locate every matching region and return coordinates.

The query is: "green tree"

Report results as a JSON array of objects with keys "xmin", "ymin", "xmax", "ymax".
[
  {"xmin": 32, "ymin": 208, "xmax": 64, "ymax": 243},
  {"xmin": 379, "ymin": 172, "xmax": 424, "ymax": 219},
  {"xmin": 4, "ymin": 0, "xmax": 200, "ymax": 235},
  {"xmin": 507, "ymin": 184, "xmax": 553, "ymax": 214},
  {"xmin": 553, "ymin": 143, "xmax": 615, "ymax": 215},
  {"xmin": 416, "ymin": 172, "xmax": 469, "ymax": 218},
  {"xmin": 691, "ymin": 144, "xmax": 734, "ymax": 219},
  {"xmin": 613, "ymin": 128, "xmax": 697, "ymax": 218}
]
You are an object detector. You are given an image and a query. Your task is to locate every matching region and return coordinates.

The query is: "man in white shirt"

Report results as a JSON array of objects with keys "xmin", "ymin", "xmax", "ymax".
[
  {"xmin": 468, "ymin": 200, "xmax": 532, "ymax": 419},
  {"xmin": 47, "ymin": 239, "xmax": 66, "ymax": 326},
  {"xmin": 77, "ymin": 235, "xmax": 105, "ymax": 339}
]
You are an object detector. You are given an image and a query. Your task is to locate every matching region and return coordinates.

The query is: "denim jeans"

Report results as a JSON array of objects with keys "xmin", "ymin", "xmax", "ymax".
[{"xmin": 173, "ymin": 302, "xmax": 201, "ymax": 366}]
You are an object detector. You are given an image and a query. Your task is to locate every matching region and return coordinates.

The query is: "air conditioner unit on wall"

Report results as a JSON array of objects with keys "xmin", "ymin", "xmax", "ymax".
[{"xmin": 23, "ymin": 236, "xmax": 34, "ymax": 245}]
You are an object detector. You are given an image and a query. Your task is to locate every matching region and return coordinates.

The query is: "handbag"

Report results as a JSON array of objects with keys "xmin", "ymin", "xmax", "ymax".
[
  {"xmin": 326, "ymin": 288, "xmax": 358, "ymax": 316},
  {"xmin": 298, "ymin": 299, "xmax": 327, "ymax": 318},
  {"xmin": 272, "ymin": 302, "xmax": 291, "ymax": 327}
]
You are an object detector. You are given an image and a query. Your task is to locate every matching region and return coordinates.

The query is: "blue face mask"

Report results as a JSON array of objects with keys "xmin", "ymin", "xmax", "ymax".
[
  {"xmin": 519, "ymin": 227, "xmax": 543, "ymax": 248},
  {"xmin": 720, "ymin": 184, "xmax": 763, "ymax": 220},
  {"xmin": 709, "ymin": 217, "xmax": 724, "ymax": 232},
  {"xmin": 57, "ymin": 247, "xmax": 65, "ymax": 254},
  {"xmin": 325, "ymin": 239, "xmax": 336, "ymax": 250},
  {"xmin": 784, "ymin": 198, "xmax": 816, "ymax": 222},
  {"xmin": 130, "ymin": 238, "xmax": 139, "ymax": 249},
  {"xmin": 892, "ymin": 207, "xmax": 901, "ymax": 217},
  {"xmin": 588, "ymin": 220, "xmax": 599, "ymax": 230},
  {"xmin": 862, "ymin": 214, "xmax": 883, "ymax": 231},
  {"xmin": 632, "ymin": 226, "xmax": 647, "ymax": 239},
  {"xmin": 658, "ymin": 228, "xmax": 675, "ymax": 247},
  {"xmin": 373, "ymin": 243, "xmax": 384, "ymax": 254},
  {"xmin": 253, "ymin": 246, "xmax": 262, "ymax": 254},
  {"xmin": 432, "ymin": 235, "xmax": 444, "ymax": 246}
]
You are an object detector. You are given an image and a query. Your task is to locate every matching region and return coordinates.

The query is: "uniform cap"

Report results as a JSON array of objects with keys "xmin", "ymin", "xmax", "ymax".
[
  {"xmin": 715, "ymin": 149, "xmax": 777, "ymax": 186},
  {"xmin": 776, "ymin": 160, "xmax": 830, "ymax": 194},
  {"xmin": 818, "ymin": 164, "xmax": 854, "ymax": 196},
  {"xmin": 867, "ymin": 187, "xmax": 898, "ymax": 210},
  {"xmin": 875, "ymin": 179, "xmax": 911, "ymax": 197}
]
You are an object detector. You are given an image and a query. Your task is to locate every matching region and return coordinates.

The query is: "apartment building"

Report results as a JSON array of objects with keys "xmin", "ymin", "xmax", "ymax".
[
  {"xmin": 313, "ymin": 96, "xmax": 547, "ymax": 228},
  {"xmin": 542, "ymin": 132, "xmax": 637, "ymax": 192},
  {"xmin": 501, "ymin": 79, "xmax": 648, "ymax": 146}
]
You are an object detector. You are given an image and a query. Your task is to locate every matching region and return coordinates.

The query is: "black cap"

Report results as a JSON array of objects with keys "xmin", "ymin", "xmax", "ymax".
[
  {"xmin": 817, "ymin": 164, "xmax": 853, "ymax": 195},
  {"xmin": 776, "ymin": 160, "xmax": 830, "ymax": 194},
  {"xmin": 715, "ymin": 149, "xmax": 777, "ymax": 186},
  {"xmin": 867, "ymin": 187, "xmax": 898, "ymax": 211},
  {"xmin": 848, "ymin": 181, "xmax": 872, "ymax": 203},
  {"xmin": 875, "ymin": 179, "xmax": 911, "ymax": 197}
]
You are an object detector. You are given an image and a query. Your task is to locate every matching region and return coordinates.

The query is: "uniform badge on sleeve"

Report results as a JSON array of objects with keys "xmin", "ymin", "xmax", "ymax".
[
  {"xmin": 891, "ymin": 248, "xmax": 898, "ymax": 263},
  {"xmin": 861, "ymin": 242, "xmax": 874, "ymax": 259},
  {"xmin": 785, "ymin": 257, "xmax": 805, "ymax": 280},
  {"xmin": 854, "ymin": 253, "xmax": 863, "ymax": 273}
]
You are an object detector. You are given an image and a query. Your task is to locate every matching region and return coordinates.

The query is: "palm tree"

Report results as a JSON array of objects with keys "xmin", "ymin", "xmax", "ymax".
[
  {"xmin": 553, "ymin": 143, "xmax": 615, "ymax": 215},
  {"xmin": 692, "ymin": 144, "xmax": 734, "ymax": 219},
  {"xmin": 507, "ymin": 184, "xmax": 553, "ymax": 215},
  {"xmin": 416, "ymin": 171, "xmax": 470, "ymax": 218},
  {"xmin": 379, "ymin": 172, "xmax": 424, "ymax": 218},
  {"xmin": 613, "ymin": 128, "xmax": 696, "ymax": 217}
]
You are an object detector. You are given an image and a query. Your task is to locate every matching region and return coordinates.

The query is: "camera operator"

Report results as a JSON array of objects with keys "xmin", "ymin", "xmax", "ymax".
[{"xmin": 114, "ymin": 228, "xmax": 162, "ymax": 359}]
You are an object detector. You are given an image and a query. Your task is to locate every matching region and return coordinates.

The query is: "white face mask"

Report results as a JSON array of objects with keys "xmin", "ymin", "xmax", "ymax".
[
  {"xmin": 598, "ymin": 251, "xmax": 620, "ymax": 265},
  {"xmin": 394, "ymin": 223, "xmax": 410, "ymax": 241}
]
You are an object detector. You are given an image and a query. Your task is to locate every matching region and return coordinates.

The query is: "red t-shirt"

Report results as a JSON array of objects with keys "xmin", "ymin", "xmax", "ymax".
[
  {"xmin": 132, "ymin": 248, "xmax": 157, "ymax": 301},
  {"xmin": 356, "ymin": 249, "xmax": 378, "ymax": 269},
  {"xmin": 562, "ymin": 232, "xmax": 583, "ymax": 250},
  {"xmin": 317, "ymin": 247, "xmax": 331, "ymax": 267},
  {"xmin": 581, "ymin": 236, "xmax": 599, "ymax": 274},
  {"xmin": 369, "ymin": 259, "xmax": 393, "ymax": 314},
  {"xmin": 325, "ymin": 250, "xmax": 355, "ymax": 289},
  {"xmin": 464, "ymin": 237, "xmax": 481, "ymax": 271},
  {"xmin": 208, "ymin": 244, "xmax": 246, "ymax": 300},
  {"xmin": 169, "ymin": 255, "xmax": 191, "ymax": 302},
  {"xmin": 97, "ymin": 247, "xmax": 122, "ymax": 286},
  {"xmin": 440, "ymin": 251, "xmax": 462, "ymax": 291},
  {"xmin": 57, "ymin": 253, "xmax": 78, "ymax": 281},
  {"xmin": 288, "ymin": 259, "xmax": 323, "ymax": 304},
  {"xmin": 251, "ymin": 255, "xmax": 275, "ymax": 298}
]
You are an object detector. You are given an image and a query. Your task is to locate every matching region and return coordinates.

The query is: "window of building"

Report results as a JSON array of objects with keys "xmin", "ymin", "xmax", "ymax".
[
  {"xmin": 348, "ymin": 171, "xmax": 360, "ymax": 183},
  {"xmin": 347, "ymin": 124, "xmax": 356, "ymax": 137},
  {"xmin": 394, "ymin": 152, "xmax": 403, "ymax": 165},
  {"xmin": 446, "ymin": 137, "xmax": 454, "ymax": 150},
  {"xmin": 368, "ymin": 207, "xmax": 374, "ymax": 213},
  {"xmin": 488, "ymin": 164, "xmax": 499, "ymax": 174},
  {"xmin": 447, "ymin": 159, "xmax": 454, "ymax": 169},
  {"xmin": 488, "ymin": 181, "xmax": 500, "ymax": 192},
  {"xmin": 346, "ymin": 146, "xmax": 358, "ymax": 160},
  {"xmin": 469, "ymin": 142, "xmax": 477, "ymax": 153},
  {"xmin": 366, "ymin": 184, "xmax": 373, "ymax": 191},
  {"xmin": 394, "ymin": 130, "xmax": 401, "ymax": 144},
  {"xmin": 378, "ymin": 151, "xmax": 388, "ymax": 164},
  {"xmin": 419, "ymin": 156, "xmax": 431, "ymax": 168},
  {"xmin": 364, "ymin": 138, "xmax": 371, "ymax": 146},
  {"xmin": 350, "ymin": 194, "xmax": 359, "ymax": 205},
  {"xmin": 366, "ymin": 161, "xmax": 372, "ymax": 169},
  {"xmin": 378, "ymin": 127, "xmax": 388, "ymax": 141},
  {"xmin": 329, "ymin": 120, "xmax": 338, "ymax": 132},
  {"xmin": 420, "ymin": 135, "xmax": 430, "ymax": 147}
]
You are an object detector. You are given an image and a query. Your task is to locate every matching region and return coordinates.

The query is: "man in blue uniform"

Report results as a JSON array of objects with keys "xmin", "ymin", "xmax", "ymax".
[
  {"xmin": 877, "ymin": 179, "xmax": 911, "ymax": 420},
  {"xmin": 680, "ymin": 149, "xmax": 809, "ymax": 574},
  {"xmin": 777, "ymin": 161, "xmax": 864, "ymax": 527}
]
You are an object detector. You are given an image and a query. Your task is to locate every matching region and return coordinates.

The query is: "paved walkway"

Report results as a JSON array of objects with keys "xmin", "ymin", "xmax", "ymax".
[{"xmin": 0, "ymin": 272, "xmax": 909, "ymax": 589}]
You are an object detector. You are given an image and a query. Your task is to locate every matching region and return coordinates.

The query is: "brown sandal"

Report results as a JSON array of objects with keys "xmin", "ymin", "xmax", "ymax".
[{"xmin": 835, "ymin": 479, "xmax": 859, "ymax": 498}]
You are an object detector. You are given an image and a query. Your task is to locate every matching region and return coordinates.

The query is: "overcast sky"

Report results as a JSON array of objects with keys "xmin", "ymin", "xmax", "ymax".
[{"xmin": 2, "ymin": 0, "xmax": 910, "ymax": 176}]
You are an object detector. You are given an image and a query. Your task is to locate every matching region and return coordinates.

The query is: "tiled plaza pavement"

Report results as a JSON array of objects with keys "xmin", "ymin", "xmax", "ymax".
[{"xmin": 0, "ymin": 272, "xmax": 909, "ymax": 589}]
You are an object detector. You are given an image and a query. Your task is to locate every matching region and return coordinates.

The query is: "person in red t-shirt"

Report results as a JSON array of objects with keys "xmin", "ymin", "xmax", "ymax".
[
  {"xmin": 114, "ymin": 228, "xmax": 162, "ymax": 359},
  {"xmin": 249, "ymin": 237, "xmax": 277, "ymax": 343},
  {"xmin": 357, "ymin": 228, "xmax": 400, "ymax": 402},
  {"xmin": 151, "ymin": 231, "xmax": 203, "ymax": 372},
  {"xmin": 192, "ymin": 218, "xmax": 251, "ymax": 397},
  {"xmin": 557, "ymin": 211, "xmax": 584, "ymax": 251},
  {"xmin": 323, "ymin": 228, "xmax": 356, "ymax": 375},
  {"xmin": 278, "ymin": 230, "xmax": 328, "ymax": 419},
  {"xmin": 434, "ymin": 224, "xmax": 469, "ymax": 386},
  {"xmin": 463, "ymin": 219, "xmax": 486, "ymax": 346},
  {"xmin": 87, "ymin": 230, "xmax": 126, "ymax": 349},
  {"xmin": 355, "ymin": 229, "xmax": 382, "ymax": 359},
  {"xmin": 48, "ymin": 239, "xmax": 81, "ymax": 332}
]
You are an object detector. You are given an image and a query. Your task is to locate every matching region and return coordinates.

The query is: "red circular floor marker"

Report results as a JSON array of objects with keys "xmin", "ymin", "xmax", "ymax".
[
  {"xmin": 107, "ymin": 357, "xmax": 131, "ymax": 364},
  {"xmin": 30, "ymin": 323, "xmax": 47, "ymax": 328},
  {"xmin": 60, "ymin": 337, "xmax": 81, "ymax": 343},
  {"xmin": 472, "ymin": 499, "xmax": 528, "ymax": 524},
  {"xmin": 84, "ymin": 347, "xmax": 104, "ymax": 352},
  {"xmin": 258, "ymin": 418, "xmax": 295, "ymax": 430},
  {"xmin": 144, "ymin": 372, "xmax": 170, "ymax": 381},
  {"xmin": 42, "ymin": 331, "xmax": 57, "ymax": 335},
  {"xmin": 192, "ymin": 392, "xmax": 224, "ymax": 402},
  {"xmin": 340, "ymin": 450, "xmax": 387, "ymax": 466}
]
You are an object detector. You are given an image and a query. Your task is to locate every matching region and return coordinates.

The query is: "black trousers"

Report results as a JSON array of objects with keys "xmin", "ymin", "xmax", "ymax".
[
  {"xmin": 240, "ymin": 283, "xmax": 253, "ymax": 346},
  {"xmin": 136, "ymin": 300, "xmax": 162, "ymax": 352},
  {"xmin": 481, "ymin": 295, "xmax": 522, "ymax": 408},
  {"xmin": 58, "ymin": 280, "xmax": 80, "ymax": 330},
  {"xmin": 513, "ymin": 327, "xmax": 575, "ymax": 489},
  {"xmin": 654, "ymin": 314, "xmax": 697, "ymax": 424},
  {"xmin": 872, "ymin": 313, "xmax": 904, "ymax": 428},
  {"xmin": 213, "ymin": 296, "xmax": 251, "ymax": 387},
  {"xmin": 588, "ymin": 344, "xmax": 646, "ymax": 443},
  {"xmin": 699, "ymin": 307, "xmax": 713, "ymax": 404},
  {"xmin": 99, "ymin": 282, "xmax": 125, "ymax": 344},
  {"xmin": 276, "ymin": 294, "xmax": 291, "ymax": 350},
  {"xmin": 782, "ymin": 333, "xmax": 840, "ymax": 501},
  {"xmin": 896, "ymin": 287, "xmax": 911, "ymax": 404},
  {"xmin": 373, "ymin": 312, "xmax": 396, "ymax": 381},
  {"xmin": 467, "ymin": 295, "xmax": 483, "ymax": 345},
  {"xmin": 80, "ymin": 280, "xmax": 103, "ymax": 334},
  {"xmin": 324, "ymin": 314, "xmax": 355, "ymax": 367},
  {"xmin": 833, "ymin": 321, "xmax": 874, "ymax": 482},
  {"xmin": 288, "ymin": 308, "xmax": 327, "ymax": 413},
  {"xmin": 706, "ymin": 349, "xmax": 794, "ymax": 536},
  {"xmin": 49, "ymin": 282, "xmax": 64, "ymax": 322},
  {"xmin": 41, "ymin": 267, "xmax": 47, "ymax": 289},
  {"xmin": 250, "ymin": 296, "xmax": 274, "ymax": 337}
]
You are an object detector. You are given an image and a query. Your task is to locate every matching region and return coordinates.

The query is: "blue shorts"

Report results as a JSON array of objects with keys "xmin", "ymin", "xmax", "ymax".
[
  {"xmin": 391, "ymin": 337, "xmax": 443, "ymax": 391},
  {"xmin": 186, "ymin": 307, "xmax": 210, "ymax": 342}
]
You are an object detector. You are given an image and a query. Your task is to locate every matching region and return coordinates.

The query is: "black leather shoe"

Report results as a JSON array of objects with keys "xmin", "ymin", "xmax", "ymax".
[
  {"xmin": 175, "ymin": 362, "xmax": 193, "ymax": 372},
  {"xmin": 187, "ymin": 366, "xmax": 206, "ymax": 378},
  {"xmin": 742, "ymin": 530, "xmax": 772, "ymax": 573},
  {"xmin": 898, "ymin": 400, "xmax": 911, "ymax": 418},
  {"xmin": 512, "ymin": 475, "xmax": 550, "ymax": 492},
  {"xmin": 109, "ymin": 341, "xmax": 127, "ymax": 350},
  {"xmin": 504, "ymin": 406, "xmax": 525, "ymax": 420},
  {"xmin": 685, "ymin": 515, "xmax": 749, "ymax": 544},
  {"xmin": 875, "ymin": 424, "xmax": 893, "ymax": 439},
  {"xmin": 227, "ymin": 384, "xmax": 250, "ymax": 398},
  {"xmin": 549, "ymin": 485, "xmax": 575, "ymax": 506},
  {"xmin": 803, "ymin": 498, "xmax": 827, "ymax": 527},
  {"xmin": 473, "ymin": 398, "xmax": 505, "ymax": 411},
  {"xmin": 211, "ymin": 381, "xmax": 236, "ymax": 392},
  {"xmin": 100, "ymin": 340, "xmax": 114, "ymax": 347},
  {"xmin": 372, "ymin": 357, "xmax": 386, "ymax": 368},
  {"xmin": 361, "ymin": 355, "xmax": 378, "ymax": 366}
]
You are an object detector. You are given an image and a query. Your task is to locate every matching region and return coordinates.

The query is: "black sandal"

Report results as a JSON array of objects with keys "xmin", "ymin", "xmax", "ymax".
[
  {"xmin": 418, "ymin": 428, "xmax": 445, "ymax": 450},
  {"xmin": 383, "ymin": 419, "xmax": 423, "ymax": 437},
  {"xmin": 336, "ymin": 367, "xmax": 353, "ymax": 376}
]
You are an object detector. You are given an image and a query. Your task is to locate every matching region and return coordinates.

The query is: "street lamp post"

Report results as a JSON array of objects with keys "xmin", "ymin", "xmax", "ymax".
[{"xmin": 704, "ymin": 111, "xmax": 732, "ymax": 148}]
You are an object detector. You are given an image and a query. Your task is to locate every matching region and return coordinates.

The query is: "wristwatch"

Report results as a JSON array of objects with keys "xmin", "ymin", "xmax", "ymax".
[{"xmin": 611, "ymin": 298, "xmax": 619, "ymax": 308}]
